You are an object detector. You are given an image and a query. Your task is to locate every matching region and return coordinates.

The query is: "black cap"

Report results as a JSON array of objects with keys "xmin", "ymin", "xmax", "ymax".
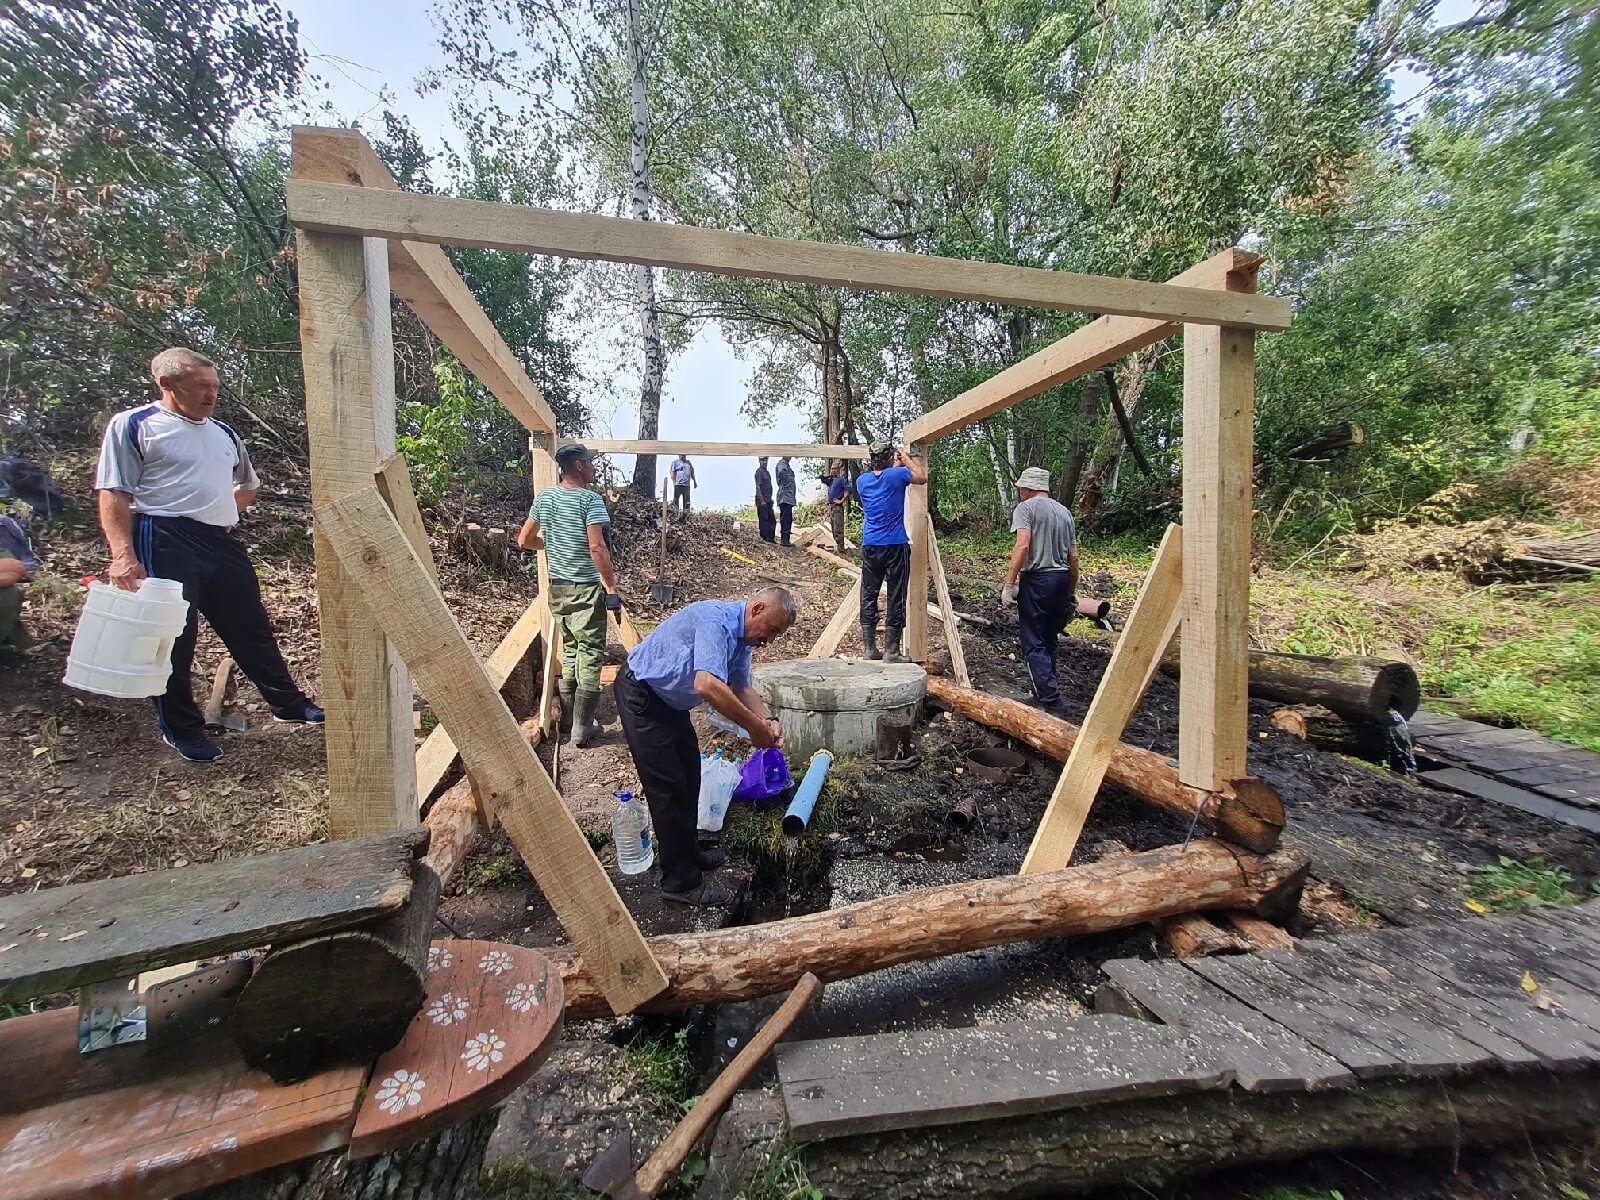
[{"xmin": 555, "ymin": 443, "xmax": 594, "ymax": 469}]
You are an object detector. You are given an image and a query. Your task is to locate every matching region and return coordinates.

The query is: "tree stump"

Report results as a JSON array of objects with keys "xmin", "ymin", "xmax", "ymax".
[{"xmin": 875, "ymin": 715, "xmax": 913, "ymax": 761}]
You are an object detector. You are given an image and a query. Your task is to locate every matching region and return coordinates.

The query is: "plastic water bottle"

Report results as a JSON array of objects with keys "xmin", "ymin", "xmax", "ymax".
[{"xmin": 612, "ymin": 792, "xmax": 655, "ymax": 875}]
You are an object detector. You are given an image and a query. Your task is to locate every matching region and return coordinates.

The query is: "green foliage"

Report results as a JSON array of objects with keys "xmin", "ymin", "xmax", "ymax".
[
  {"xmin": 478, "ymin": 1159, "xmax": 592, "ymax": 1200},
  {"xmin": 739, "ymin": 1142, "xmax": 824, "ymax": 1200},
  {"xmin": 624, "ymin": 1024, "xmax": 696, "ymax": 1112},
  {"xmin": 1469, "ymin": 856, "xmax": 1582, "ymax": 913},
  {"xmin": 464, "ymin": 853, "xmax": 522, "ymax": 891},
  {"xmin": 1254, "ymin": 1189, "xmax": 1345, "ymax": 1200}
]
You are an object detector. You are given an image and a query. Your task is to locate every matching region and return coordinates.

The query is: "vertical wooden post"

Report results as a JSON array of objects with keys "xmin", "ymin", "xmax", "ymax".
[
  {"xmin": 905, "ymin": 441, "xmax": 930, "ymax": 661},
  {"xmin": 1178, "ymin": 275, "xmax": 1256, "ymax": 791},
  {"xmin": 298, "ymin": 230, "xmax": 416, "ymax": 836}
]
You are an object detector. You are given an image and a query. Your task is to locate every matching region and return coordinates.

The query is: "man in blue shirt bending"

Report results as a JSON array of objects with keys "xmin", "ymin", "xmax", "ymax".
[
  {"xmin": 854, "ymin": 440, "xmax": 926, "ymax": 662},
  {"xmin": 614, "ymin": 587, "xmax": 798, "ymax": 906}
]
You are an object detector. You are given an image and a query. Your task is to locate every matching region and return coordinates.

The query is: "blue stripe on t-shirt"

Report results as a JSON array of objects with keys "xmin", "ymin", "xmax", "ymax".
[{"xmin": 125, "ymin": 404, "xmax": 160, "ymax": 462}]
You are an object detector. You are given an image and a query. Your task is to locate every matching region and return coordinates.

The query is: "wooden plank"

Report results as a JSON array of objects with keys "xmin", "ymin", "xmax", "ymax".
[
  {"xmin": 0, "ymin": 1044, "xmax": 364, "ymax": 1200},
  {"xmin": 374, "ymin": 453, "xmax": 439, "ymax": 587},
  {"xmin": 803, "ymin": 537, "xmax": 949, "ymax": 627},
  {"xmin": 905, "ymin": 444, "xmax": 930, "ymax": 662},
  {"xmin": 1177, "ymin": 268, "xmax": 1256, "ymax": 792},
  {"xmin": 414, "ymin": 598, "xmax": 546, "ymax": 802},
  {"xmin": 905, "ymin": 250, "xmax": 1261, "ymax": 443},
  {"xmin": 1021, "ymin": 524, "xmax": 1183, "ymax": 874},
  {"xmin": 286, "ymin": 181, "xmax": 1293, "ymax": 331},
  {"xmin": 313, "ymin": 487, "xmax": 667, "ymax": 1013},
  {"xmin": 611, "ymin": 606, "xmax": 643, "ymax": 651},
  {"xmin": 808, "ymin": 579, "xmax": 863, "ymax": 659},
  {"xmin": 537, "ymin": 614, "xmax": 562, "ymax": 738},
  {"xmin": 1416, "ymin": 768, "xmax": 1600, "ymax": 835},
  {"xmin": 291, "ymin": 127, "xmax": 555, "ymax": 434},
  {"xmin": 298, "ymin": 226, "xmax": 418, "ymax": 836},
  {"xmin": 348, "ymin": 940, "xmax": 563, "ymax": 1158},
  {"xmin": 0, "ymin": 830, "xmax": 425, "ymax": 1002},
  {"xmin": 1097, "ymin": 958, "xmax": 1352, "ymax": 1091},
  {"xmin": 777, "ymin": 1014, "xmax": 1231, "ymax": 1142},
  {"xmin": 565, "ymin": 439, "xmax": 871, "ymax": 460},
  {"xmin": 925, "ymin": 527, "xmax": 970, "ymax": 688}
]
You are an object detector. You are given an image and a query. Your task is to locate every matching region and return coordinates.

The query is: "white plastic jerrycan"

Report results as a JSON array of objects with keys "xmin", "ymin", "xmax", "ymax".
[{"xmin": 63, "ymin": 577, "xmax": 190, "ymax": 698}]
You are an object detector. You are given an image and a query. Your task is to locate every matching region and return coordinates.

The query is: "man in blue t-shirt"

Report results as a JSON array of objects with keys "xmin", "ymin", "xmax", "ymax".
[
  {"xmin": 826, "ymin": 461, "xmax": 850, "ymax": 553},
  {"xmin": 854, "ymin": 440, "xmax": 926, "ymax": 662}
]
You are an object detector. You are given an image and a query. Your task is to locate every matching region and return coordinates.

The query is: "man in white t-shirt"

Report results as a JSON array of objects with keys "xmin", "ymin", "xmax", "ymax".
[
  {"xmin": 94, "ymin": 348, "xmax": 322, "ymax": 762},
  {"xmin": 669, "ymin": 454, "xmax": 696, "ymax": 517}
]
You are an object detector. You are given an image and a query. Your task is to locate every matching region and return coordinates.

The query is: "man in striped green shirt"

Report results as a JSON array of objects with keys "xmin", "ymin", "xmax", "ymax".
[{"xmin": 517, "ymin": 444, "xmax": 622, "ymax": 747}]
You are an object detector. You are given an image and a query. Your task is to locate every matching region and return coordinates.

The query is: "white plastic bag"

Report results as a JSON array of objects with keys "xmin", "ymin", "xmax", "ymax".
[{"xmin": 697, "ymin": 751, "xmax": 743, "ymax": 832}]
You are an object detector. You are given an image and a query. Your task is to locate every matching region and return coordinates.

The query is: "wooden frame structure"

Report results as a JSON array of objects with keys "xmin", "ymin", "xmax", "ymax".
[{"xmin": 287, "ymin": 126, "xmax": 1283, "ymax": 1016}]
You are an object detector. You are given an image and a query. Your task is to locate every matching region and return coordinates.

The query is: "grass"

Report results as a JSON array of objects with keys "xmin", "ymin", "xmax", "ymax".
[
  {"xmin": 623, "ymin": 1024, "xmax": 697, "ymax": 1114},
  {"xmin": 738, "ymin": 1142, "xmax": 824, "ymax": 1200},
  {"xmin": 478, "ymin": 1160, "xmax": 591, "ymax": 1200},
  {"xmin": 1253, "ymin": 1189, "xmax": 1346, "ymax": 1200},
  {"xmin": 1468, "ymin": 855, "xmax": 1591, "ymax": 913},
  {"xmin": 464, "ymin": 853, "xmax": 523, "ymax": 891}
]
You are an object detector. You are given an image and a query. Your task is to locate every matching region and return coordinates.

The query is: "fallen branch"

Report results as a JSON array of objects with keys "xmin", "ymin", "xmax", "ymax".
[
  {"xmin": 546, "ymin": 840, "xmax": 1309, "ymax": 1018},
  {"xmin": 924, "ymin": 675, "xmax": 1285, "ymax": 852}
]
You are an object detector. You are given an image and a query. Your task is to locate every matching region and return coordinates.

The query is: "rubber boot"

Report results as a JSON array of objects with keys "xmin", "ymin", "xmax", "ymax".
[
  {"xmin": 558, "ymin": 679, "xmax": 577, "ymax": 737},
  {"xmin": 861, "ymin": 624, "xmax": 881, "ymax": 661},
  {"xmin": 884, "ymin": 628, "xmax": 908, "ymax": 663},
  {"xmin": 571, "ymin": 688, "xmax": 603, "ymax": 748}
]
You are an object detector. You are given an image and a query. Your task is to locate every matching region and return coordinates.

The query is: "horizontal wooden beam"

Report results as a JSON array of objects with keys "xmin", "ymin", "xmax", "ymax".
[
  {"xmin": 565, "ymin": 439, "xmax": 870, "ymax": 460},
  {"xmin": 905, "ymin": 249, "xmax": 1262, "ymax": 444},
  {"xmin": 290, "ymin": 128, "xmax": 556, "ymax": 434},
  {"xmin": 286, "ymin": 181, "xmax": 1290, "ymax": 331}
]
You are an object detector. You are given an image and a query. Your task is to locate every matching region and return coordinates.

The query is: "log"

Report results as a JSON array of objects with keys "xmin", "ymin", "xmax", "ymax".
[
  {"xmin": 1157, "ymin": 913, "xmax": 1249, "ymax": 958},
  {"xmin": 924, "ymin": 676, "xmax": 1285, "ymax": 852},
  {"xmin": 421, "ymin": 720, "xmax": 544, "ymax": 889},
  {"xmin": 545, "ymin": 840, "xmax": 1309, "ymax": 1019},
  {"xmin": 1162, "ymin": 647, "xmax": 1421, "ymax": 722},
  {"xmin": 1269, "ymin": 704, "xmax": 1372, "ymax": 758},
  {"xmin": 233, "ymin": 866, "xmax": 441, "ymax": 1084},
  {"xmin": 1223, "ymin": 911, "xmax": 1296, "ymax": 951}
]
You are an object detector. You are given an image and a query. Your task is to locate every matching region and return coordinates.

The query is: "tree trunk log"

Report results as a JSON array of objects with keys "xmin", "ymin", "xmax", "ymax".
[
  {"xmin": 544, "ymin": 841, "xmax": 1309, "ymax": 1019},
  {"xmin": 801, "ymin": 1070, "xmax": 1600, "ymax": 1200},
  {"xmin": 924, "ymin": 676, "xmax": 1285, "ymax": 852},
  {"xmin": 1163, "ymin": 647, "xmax": 1421, "ymax": 721},
  {"xmin": 233, "ymin": 866, "xmax": 441, "ymax": 1083},
  {"xmin": 1270, "ymin": 704, "xmax": 1377, "ymax": 758},
  {"xmin": 1157, "ymin": 913, "xmax": 1249, "ymax": 958}
]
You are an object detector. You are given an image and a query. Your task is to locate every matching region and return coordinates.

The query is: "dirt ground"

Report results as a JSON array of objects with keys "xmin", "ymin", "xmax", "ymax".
[{"xmin": 4, "ymin": 477, "xmax": 1598, "ymax": 1198}]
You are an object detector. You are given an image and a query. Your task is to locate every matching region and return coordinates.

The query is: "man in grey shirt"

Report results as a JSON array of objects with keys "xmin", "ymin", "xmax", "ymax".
[
  {"xmin": 1000, "ymin": 467, "xmax": 1079, "ymax": 713},
  {"xmin": 774, "ymin": 455, "xmax": 796, "ymax": 546}
]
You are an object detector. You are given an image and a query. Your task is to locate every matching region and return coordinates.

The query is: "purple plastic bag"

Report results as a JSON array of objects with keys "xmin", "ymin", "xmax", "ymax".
[{"xmin": 733, "ymin": 747, "xmax": 792, "ymax": 802}]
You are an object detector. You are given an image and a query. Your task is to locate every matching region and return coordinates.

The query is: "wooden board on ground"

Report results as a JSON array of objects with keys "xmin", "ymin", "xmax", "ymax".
[
  {"xmin": 1416, "ymin": 768, "xmax": 1600, "ymax": 834},
  {"xmin": 314, "ymin": 488, "xmax": 667, "ymax": 1013},
  {"xmin": 1021, "ymin": 523, "xmax": 1182, "ymax": 874},
  {"xmin": 0, "ymin": 830, "xmax": 427, "ymax": 1001},
  {"xmin": 925, "ymin": 527, "xmax": 969, "ymax": 688},
  {"xmin": 349, "ymin": 939, "xmax": 563, "ymax": 1158},
  {"xmin": 809, "ymin": 579, "xmax": 863, "ymax": 659},
  {"xmin": 777, "ymin": 1014, "xmax": 1230, "ymax": 1141},
  {"xmin": 1098, "ymin": 957, "xmax": 1353, "ymax": 1092},
  {"xmin": 0, "ymin": 1034, "xmax": 364, "ymax": 1200}
]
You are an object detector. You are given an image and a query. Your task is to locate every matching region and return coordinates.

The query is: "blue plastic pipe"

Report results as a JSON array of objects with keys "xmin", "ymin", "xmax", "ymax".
[{"xmin": 782, "ymin": 749, "xmax": 834, "ymax": 836}]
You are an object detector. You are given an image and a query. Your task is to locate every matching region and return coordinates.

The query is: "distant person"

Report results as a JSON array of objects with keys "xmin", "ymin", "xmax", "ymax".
[
  {"xmin": 94, "ymin": 347, "xmax": 323, "ymax": 763},
  {"xmin": 0, "ymin": 514, "xmax": 37, "ymax": 647},
  {"xmin": 1000, "ymin": 467, "xmax": 1079, "ymax": 714},
  {"xmin": 615, "ymin": 587, "xmax": 797, "ymax": 906},
  {"xmin": 826, "ymin": 461, "xmax": 850, "ymax": 553},
  {"xmin": 854, "ymin": 441, "xmax": 925, "ymax": 662},
  {"xmin": 670, "ymin": 453, "xmax": 696, "ymax": 517},
  {"xmin": 517, "ymin": 442, "xmax": 623, "ymax": 749},
  {"xmin": 775, "ymin": 455, "xmax": 796, "ymax": 547},
  {"xmin": 753, "ymin": 456, "xmax": 776, "ymax": 544}
]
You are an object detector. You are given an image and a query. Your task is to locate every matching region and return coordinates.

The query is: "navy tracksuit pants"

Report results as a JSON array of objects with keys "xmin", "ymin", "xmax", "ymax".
[
  {"xmin": 1018, "ymin": 569, "xmax": 1073, "ymax": 706},
  {"xmin": 133, "ymin": 514, "xmax": 308, "ymax": 740}
]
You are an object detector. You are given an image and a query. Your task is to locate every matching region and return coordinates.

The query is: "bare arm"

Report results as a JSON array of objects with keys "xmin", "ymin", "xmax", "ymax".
[
  {"xmin": 516, "ymin": 517, "xmax": 543, "ymax": 551},
  {"xmin": 98, "ymin": 490, "xmax": 146, "ymax": 591},
  {"xmin": 234, "ymin": 487, "xmax": 258, "ymax": 512},
  {"xmin": 897, "ymin": 447, "xmax": 928, "ymax": 485},
  {"xmin": 1006, "ymin": 529, "xmax": 1031, "ymax": 586},
  {"xmin": 0, "ymin": 558, "xmax": 28, "ymax": 588},
  {"xmin": 695, "ymin": 671, "xmax": 776, "ymax": 747},
  {"xmin": 585, "ymin": 523, "xmax": 619, "ymax": 593},
  {"xmin": 1067, "ymin": 546, "xmax": 1079, "ymax": 600}
]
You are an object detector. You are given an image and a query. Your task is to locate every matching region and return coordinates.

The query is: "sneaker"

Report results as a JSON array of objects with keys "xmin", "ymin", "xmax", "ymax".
[
  {"xmin": 697, "ymin": 844, "xmax": 727, "ymax": 871},
  {"xmin": 163, "ymin": 731, "xmax": 223, "ymax": 763},
  {"xmin": 661, "ymin": 877, "xmax": 736, "ymax": 907},
  {"xmin": 273, "ymin": 701, "xmax": 326, "ymax": 725}
]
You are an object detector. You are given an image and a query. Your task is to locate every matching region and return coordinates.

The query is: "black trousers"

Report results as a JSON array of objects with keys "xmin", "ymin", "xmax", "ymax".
[
  {"xmin": 672, "ymin": 483, "xmax": 691, "ymax": 514},
  {"xmin": 1018, "ymin": 569, "xmax": 1073, "ymax": 706},
  {"xmin": 778, "ymin": 503, "xmax": 793, "ymax": 545},
  {"xmin": 756, "ymin": 500, "xmax": 776, "ymax": 543},
  {"xmin": 614, "ymin": 665, "xmax": 702, "ymax": 893},
  {"xmin": 859, "ymin": 543, "xmax": 910, "ymax": 630},
  {"xmin": 133, "ymin": 514, "xmax": 308, "ymax": 740}
]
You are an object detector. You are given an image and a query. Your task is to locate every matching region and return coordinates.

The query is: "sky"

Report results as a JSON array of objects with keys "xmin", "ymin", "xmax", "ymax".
[{"xmin": 289, "ymin": 0, "xmax": 1474, "ymax": 509}]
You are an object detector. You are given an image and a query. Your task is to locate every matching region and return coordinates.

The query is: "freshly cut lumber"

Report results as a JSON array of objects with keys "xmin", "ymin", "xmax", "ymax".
[
  {"xmin": 926, "ymin": 527, "xmax": 970, "ymax": 688},
  {"xmin": 1021, "ymin": 523, "xmax": 1182, "ymax": 874},
  {"xmin": 1164, "ymin": 648, "xmax": 1422, "ymax": 721},
  {"xmin": 286, "ymin": 180, "xmax": 1292, "ymax": 330},
  {"xmin": 423, "ymin": 778, "xmax": 488, "ymax": 890},
  {"xmin": 0, "ymin": 830, "xmax": 427, "ymax": 1002},
  {"xmin": 925, "ymin": 675, "xmax": 1285, "ymax": 853},
  {"xmin": 803, "ymin": 543, "xmax": 948, "ymax": 626},
  {"xmin": 546, "ymin": 841, "xmax": 1310, "ymax": 1018},
  {"xmin": 569, "ymin": 439, "xmax": 870, "ymax": 460},
  {"xmin": 1224, "ymin": 911, "xmax": 1296, "ymax": 951},
  {"xmin": 374, "ymin": 453, "xmax": 438, "ymax": 587},
  {"xmin": 809, "ymin": 579, "xmax": 863, "ymax": 658},
  {"xmin": 905, "ymin": 250, "xmax": 1261, "ymax": 443},
  {"xmin": 233, "ymin": 865, "xmax": 441, "ymax": 1084},
  {"xmin": 314, "ymin": 487, "xmax": 667, "ymax": 1013},
  {"xmin": 906, "ymin": 446, "xmax": 930, "ymax": 661},
  {"xmin": 1158, "ymin": 913, "xmax": 1249, "ymax": 958}
]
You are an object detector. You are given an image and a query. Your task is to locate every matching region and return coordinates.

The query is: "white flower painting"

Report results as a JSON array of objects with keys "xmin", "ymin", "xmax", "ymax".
[
  {"xmin": 426, "ymin": 992, "xmax": 469, "ymax": 1026},
  {"xmin": 479, "ymin": 949, "xmax": 514, "ymax": 976},
  {"xmin": 375, "ymin": 1069, "xmax": 426, "ymax": 1115},
  {"xmin": 426, "ymin": 946, "xmax": 452, "ymax": 974},
  {"xmin": 506, "ymin": 981, "xmax": 541, "ymax": 1013},
  {"xmin": 462, "ymin": 1030, "xmax": 506, "ymax": 1072}
]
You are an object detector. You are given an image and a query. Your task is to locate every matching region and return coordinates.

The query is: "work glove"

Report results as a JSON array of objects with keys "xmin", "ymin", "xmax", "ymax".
[
  {"xmin": 605, "ymin": 592, "xmax": 624, "ymax": 613},
  {"xmin": 1001, "ymin": 582, "xmax": 1020, "ymax": 606}
]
